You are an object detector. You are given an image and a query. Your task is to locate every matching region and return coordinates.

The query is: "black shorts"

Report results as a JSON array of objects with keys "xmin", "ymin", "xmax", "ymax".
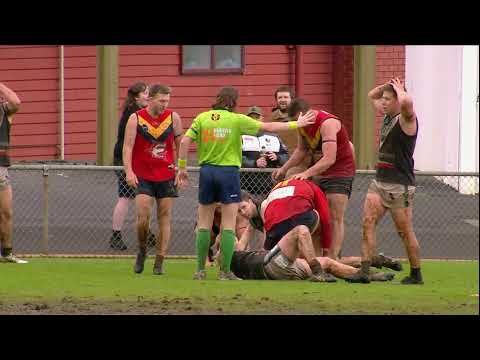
[
  {"xmin": 231, "ymin": 250, "xmax": 268, "ymax": 280},
  {"xmin": 136, "ymin": 177, "xmax": 178, "ymax": 199},
  {"xmin": 312, "ymin": 176, "xmax": 354, "ymax": 198},
  {"xmin": 264, "ymin": 210, "xmax": 319, "ymax": 251}
]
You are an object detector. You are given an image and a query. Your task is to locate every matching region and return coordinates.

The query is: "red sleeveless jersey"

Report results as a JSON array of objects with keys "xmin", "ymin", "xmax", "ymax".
[
  {"xmin": 263, "ymin": 179, "xmax": 332, "ymax": 249},
  {"xmin": 132, "ymin": 108, "xmax": 176, "ymax": 182},
  {"xmin": 299, "ymin": 110, "xmax": 355, "ymax": 178}
]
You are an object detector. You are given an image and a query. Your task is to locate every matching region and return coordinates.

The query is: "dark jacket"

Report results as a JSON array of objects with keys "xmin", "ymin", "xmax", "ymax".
[
  {"xmin": 241, "ymin": 131, "xmax": 289, "ymax": 168},
  {"xmin": 113, "ymin": 103, "xmax": 142, "ymax": 165}
]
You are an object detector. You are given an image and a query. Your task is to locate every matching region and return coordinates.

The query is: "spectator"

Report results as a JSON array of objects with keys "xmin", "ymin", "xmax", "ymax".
[
  {"xmin": 265, "ymin": 86, "xmax": 311, "ymax": 177},
  {"xmin": 110, "ymin": 82, "xmax": 156, "ymax": 251},
  {"xmin": 240, "ymin": 105, "xmax": 289, "ymax": 195}
]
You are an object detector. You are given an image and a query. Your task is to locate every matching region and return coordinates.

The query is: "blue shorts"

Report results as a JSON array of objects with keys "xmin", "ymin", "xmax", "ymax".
[{"xmin": 199, "ymin": 165, "xmax": 241, "ymax": 205}]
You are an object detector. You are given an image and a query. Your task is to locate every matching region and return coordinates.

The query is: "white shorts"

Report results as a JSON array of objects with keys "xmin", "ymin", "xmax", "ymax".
[{"xmin": 263, "ymin": 245, "xmax": 309, "ymax": 280}]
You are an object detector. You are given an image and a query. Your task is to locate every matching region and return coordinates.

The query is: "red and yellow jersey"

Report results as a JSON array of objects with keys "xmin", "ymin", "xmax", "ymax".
[
  {"xmin": 263, "ymin": 179, "xmax": 331, "ymax": 249},
  {"xmin": 132, "ymin": 108, "xmax": 176, "ymax": 182},
  {"xmin": 299, "ymin": 110, "xmax": 355, "ymax": 178}
]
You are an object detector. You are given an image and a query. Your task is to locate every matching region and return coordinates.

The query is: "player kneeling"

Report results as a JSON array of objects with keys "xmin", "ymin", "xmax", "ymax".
[{"xmin": 216, "ymin": 180, "xmax": 395, "ymax": 282}]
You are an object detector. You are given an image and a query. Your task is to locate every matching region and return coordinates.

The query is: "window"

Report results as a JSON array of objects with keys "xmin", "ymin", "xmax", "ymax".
[{"xmin": 181, "ymin": 45, "xmax": 244, "ymax": 74}]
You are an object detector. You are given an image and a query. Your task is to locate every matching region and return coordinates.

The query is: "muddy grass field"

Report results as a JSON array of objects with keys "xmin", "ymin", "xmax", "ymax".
[{"xmin": 0, "ymin": 258, "xmax": 478, "ymax": 315}]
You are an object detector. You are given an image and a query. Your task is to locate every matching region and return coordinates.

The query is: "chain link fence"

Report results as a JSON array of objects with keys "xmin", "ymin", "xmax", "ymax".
[{"xmin": 9, "ymin": 165, "xmax": 479, "ymax": 260}]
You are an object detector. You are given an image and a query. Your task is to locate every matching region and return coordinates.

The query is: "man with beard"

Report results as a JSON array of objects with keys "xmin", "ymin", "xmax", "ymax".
[{"xmin": 266, "ymin": 86, "xmax": 311, "ymax": 178}]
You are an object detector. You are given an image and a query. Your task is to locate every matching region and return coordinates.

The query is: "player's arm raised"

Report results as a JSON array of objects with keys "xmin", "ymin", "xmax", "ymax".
[
  {"xmin": 260, "ymin": 110, "xmax": 316, "ymax": 132},
  {"xmin": 0, "ymin": 82, "xmax": 21, "ymax": 120},
  {"xmin": 368, "ymin": 83, "xmax": 388, "ymax": 114},
  {"xmin": 390, "ymin": 77, "xmax": 416, "ymax": 123}
]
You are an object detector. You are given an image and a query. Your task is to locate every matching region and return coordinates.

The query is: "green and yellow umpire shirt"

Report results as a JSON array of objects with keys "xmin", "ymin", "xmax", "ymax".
[{"xmin": 185, "ymin": 109, "xmax": 262, "ymax": 168}]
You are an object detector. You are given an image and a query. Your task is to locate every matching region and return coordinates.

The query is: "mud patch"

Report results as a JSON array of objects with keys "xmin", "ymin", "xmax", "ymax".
[
  {"xmin": 1, "ymin": 295, "xmax": 477, "ymax": 315},
  {"xmin": 0, "ymin": 296, "xmax": 303, "ymax": 315}
]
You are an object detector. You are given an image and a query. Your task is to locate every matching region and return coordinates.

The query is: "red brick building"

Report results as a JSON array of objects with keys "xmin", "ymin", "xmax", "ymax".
[{"xmin": 0, "ymin": 45, "xmax": 404, "ymax": 162}]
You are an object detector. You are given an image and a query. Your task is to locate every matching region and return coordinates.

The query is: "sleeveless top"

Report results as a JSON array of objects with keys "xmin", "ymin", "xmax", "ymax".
[{"xmin": 376, "ymin": 113, "xmax": 418, "ymax": 186}]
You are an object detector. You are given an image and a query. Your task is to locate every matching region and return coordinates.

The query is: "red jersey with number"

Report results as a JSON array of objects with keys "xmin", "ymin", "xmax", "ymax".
[
  {"xmin": 299, "ymin": 110, "xmax": 355, "ymax": 178},
  {"xmin": 132, "ymin": 108, "xmax": 176, "ymax": 182},
  {"xmin": 263, "ymin": 179, "xmax": 331, "ymax": 249}
]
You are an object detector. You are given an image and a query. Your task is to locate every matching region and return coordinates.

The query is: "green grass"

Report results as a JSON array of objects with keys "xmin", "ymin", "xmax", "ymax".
[{"xmin": 0, "ymin": 258, "xmax": 478, "ymax": 314}]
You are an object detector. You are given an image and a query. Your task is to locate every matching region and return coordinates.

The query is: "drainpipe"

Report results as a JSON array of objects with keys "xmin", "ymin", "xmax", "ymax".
[
  {"xmin": 295, "ymin": 45, "xmax": 304, "ymax": 98},
  {"xmin": 59, "ymin": 45, "xmax": 65, "ymax": 160}
]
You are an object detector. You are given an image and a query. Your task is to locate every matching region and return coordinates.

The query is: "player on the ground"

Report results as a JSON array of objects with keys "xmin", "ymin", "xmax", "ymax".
[
  {"xmin": 176, "ymin": 86, "xmax": 316, "ymax": 280},
  {"xmin": 217, "ymin": 189, "xmax": 395, "ymax": 282}
]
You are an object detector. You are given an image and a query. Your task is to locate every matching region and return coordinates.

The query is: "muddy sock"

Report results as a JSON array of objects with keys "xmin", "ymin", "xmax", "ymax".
[
  {"xmin": 371, "ymin": 255, "xmax": 384, "ymax": 268},
  {"xmin": 360, "ymin": 260, "xmax": 371, "ymax": 275},
  {"xmin": 155, "ymin": 255, "xmax": 164, "ymax": 266}
]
